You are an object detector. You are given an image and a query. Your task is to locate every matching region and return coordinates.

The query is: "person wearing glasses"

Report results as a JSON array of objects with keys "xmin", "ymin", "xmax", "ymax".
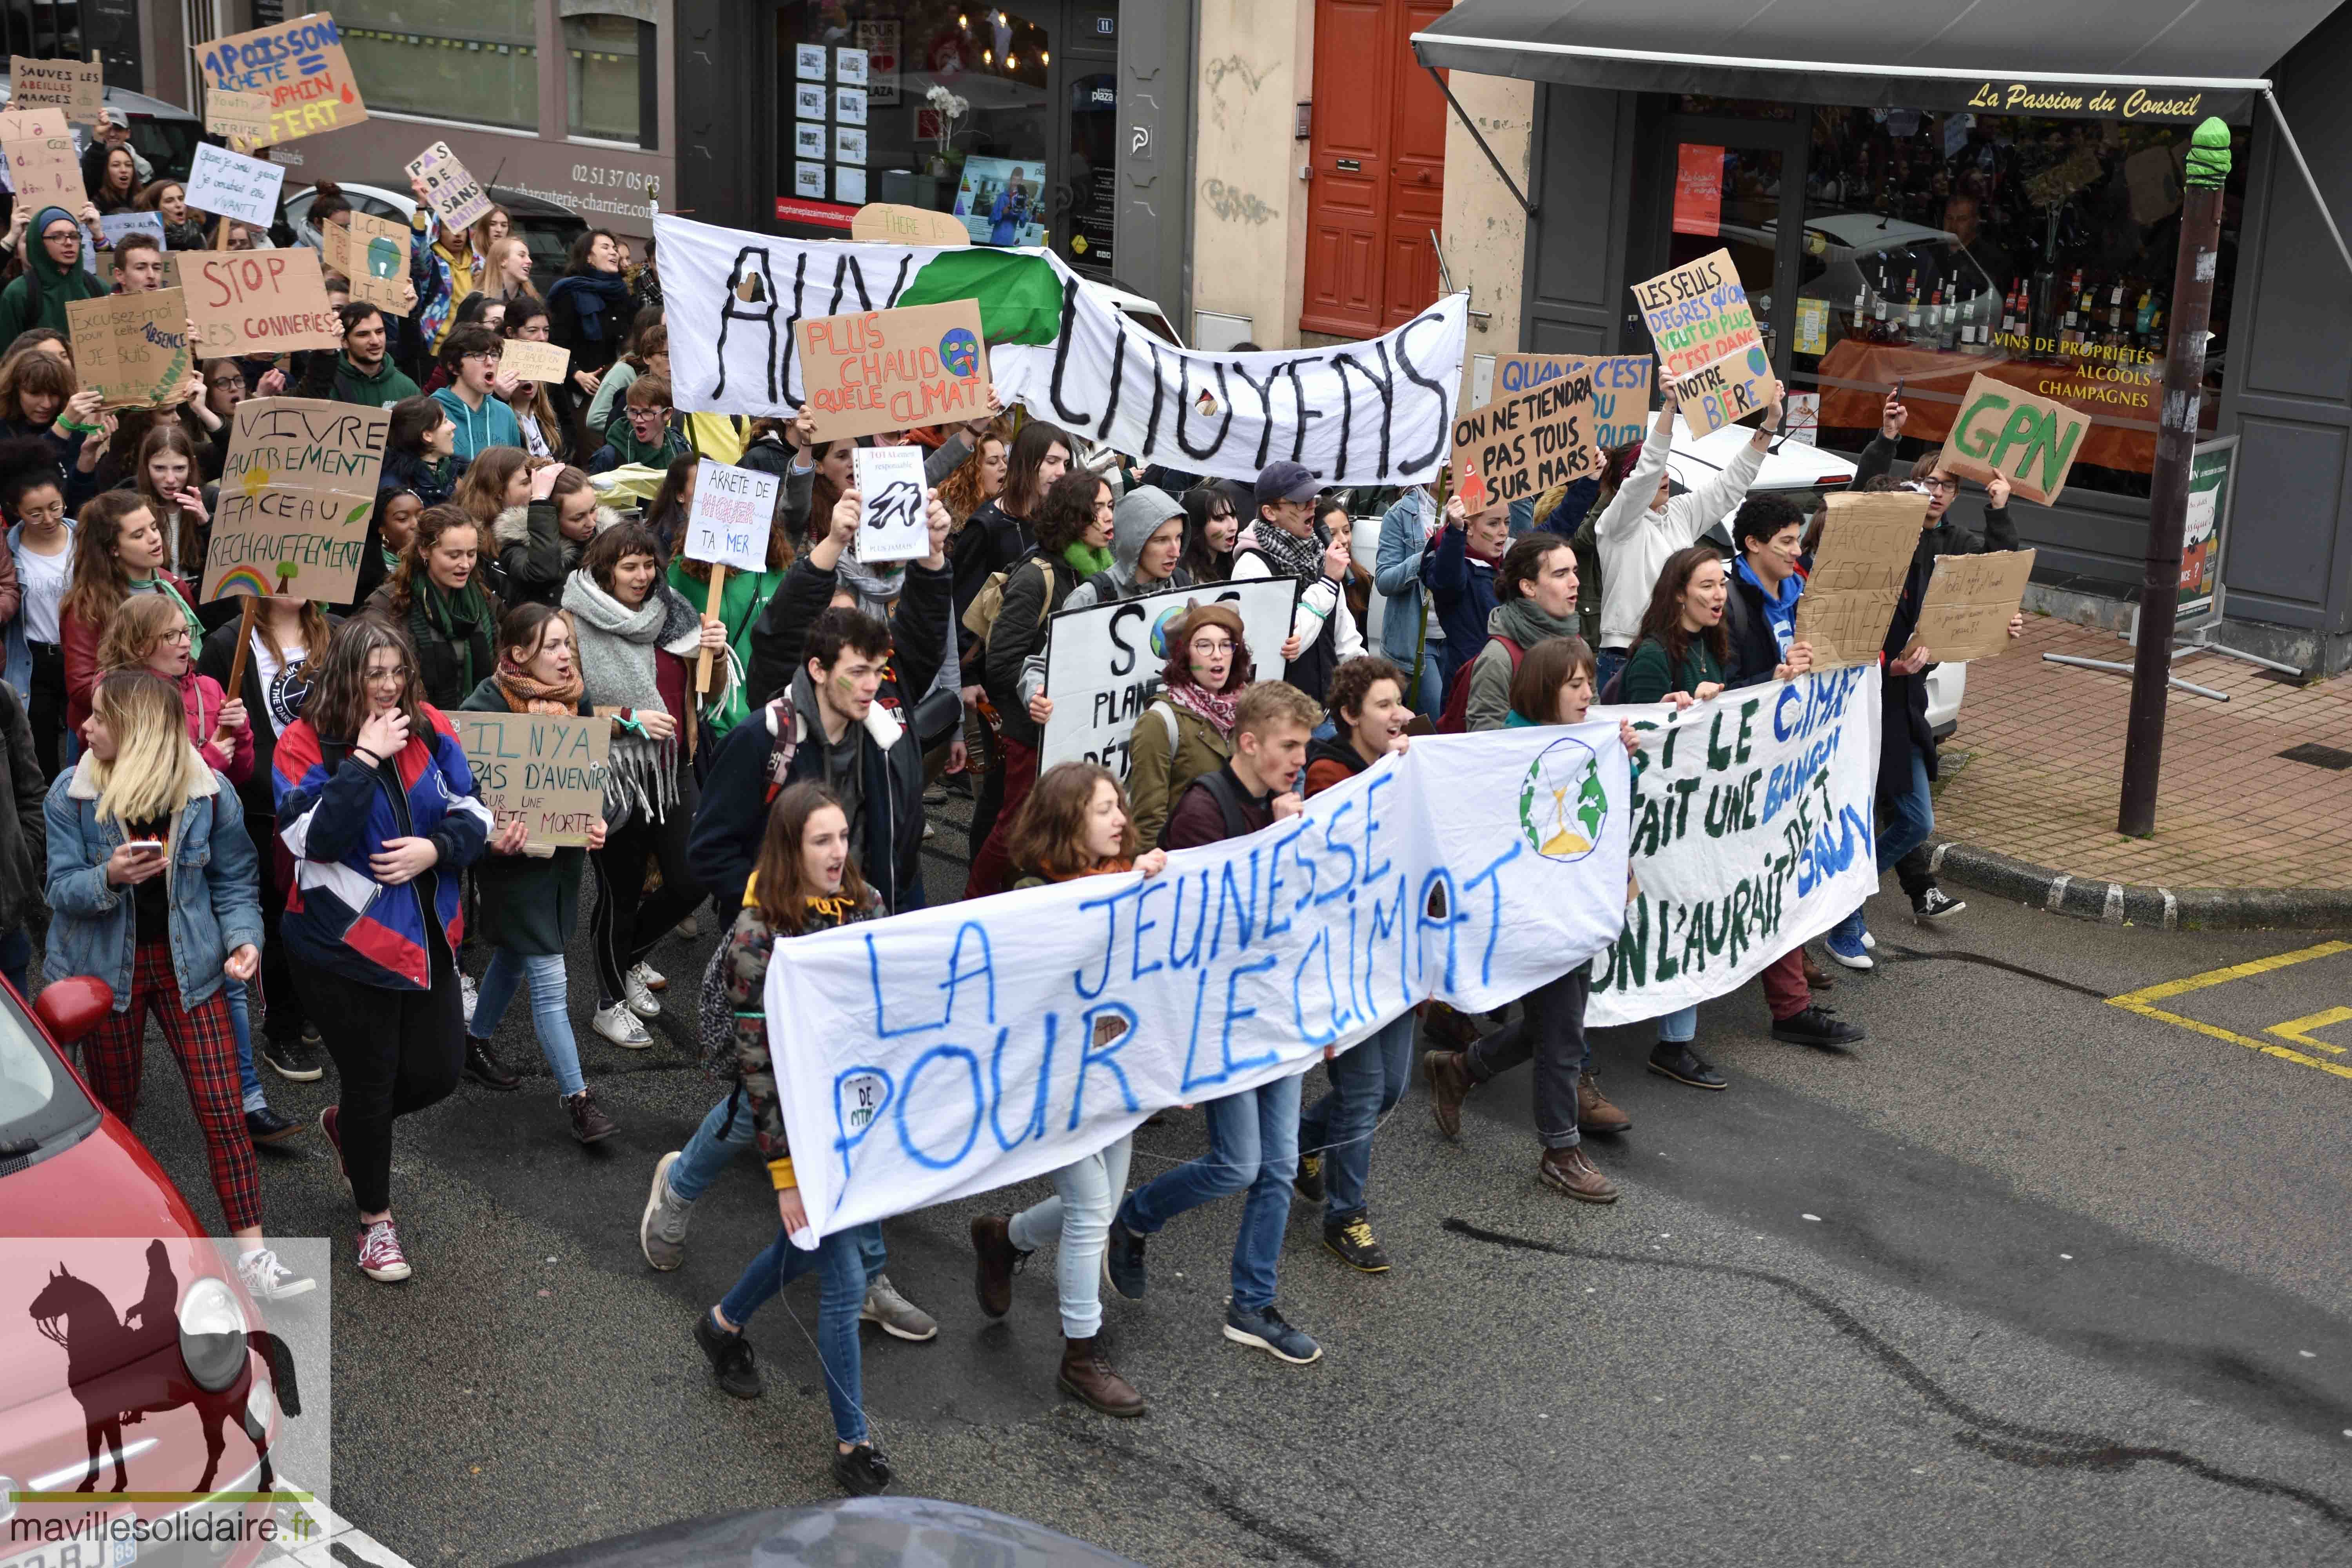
[
  {"xmin": 1823, "ymin": 392, "xmax": 2024, "ymax": 965},
  {"xmin": 428, "ymin": 323, "xmax": 525, "ymax": 462},
  {"xmin": 271, "ymin": 616, "xmax": 494, "ymax": 1283}
]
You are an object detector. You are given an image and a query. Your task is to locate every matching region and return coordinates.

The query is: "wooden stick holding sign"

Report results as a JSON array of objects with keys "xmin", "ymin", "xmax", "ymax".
[
  {"xmin": 224, "ymin": 596, "xmax": 260, "ymax": 704},
  {"xmin": 681, "ymin": 458, "xmax": 782, "ymax": 691}
]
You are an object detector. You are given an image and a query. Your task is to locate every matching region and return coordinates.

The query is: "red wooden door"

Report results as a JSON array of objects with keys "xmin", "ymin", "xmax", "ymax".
[{"xmin": 1301, "ymin": 0, "xmax": 1447, "ymax": 339}]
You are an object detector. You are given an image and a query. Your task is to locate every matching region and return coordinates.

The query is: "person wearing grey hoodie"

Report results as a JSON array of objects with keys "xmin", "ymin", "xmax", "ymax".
[{"xmin": 1018, "ymin": 485, "xmax": 1190, "ymax": 709}]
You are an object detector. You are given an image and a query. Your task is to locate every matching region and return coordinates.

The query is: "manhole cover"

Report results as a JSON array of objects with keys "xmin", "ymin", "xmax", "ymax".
[{"xmin": 2278, "ymin": 742, "xmax": 2352, "ymax": 770}]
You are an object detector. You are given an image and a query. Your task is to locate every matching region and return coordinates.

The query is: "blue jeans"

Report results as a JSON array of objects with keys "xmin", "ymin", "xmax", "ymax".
[
  {"xmin": 1404, "ymin": 650, "xmax": 1441, "ymax": 720},
  {"xmin": 1008, "ymin": 1133, "xmax": 1133, "ymax": 1338},
  {"xmin": 1298, "ymin": 1012, "xmax": 1414, "ymax": 1224},
  {"xmin": 1656, "ymin": 1005, "xmax": 1697, "ymax": 1045},
  {"xmin": 472, "ymin": 948, "xmax": 585, "ymax": 1097},
  {"xmin": 1832, "ymin": 749, "xmax": 1935, "ymax": 942},
  {"xmin": 1597, "ymin": 646, "xmax": 1630, "ymax": 695},
  {"xmin": 718, "ymin": 1223, "xmax": 869, "ymax": 1445},
  {"xmin": 1118, "ymin": 1073, "xmax": 1302, "ymax": 1312},
  {"xmin": 671, "ymin": 1091, "xmax": 888, "ymax": 1280},
  {"xmin": 226, "ymin": 975, "xmax": 265, "ymax": 1114}
]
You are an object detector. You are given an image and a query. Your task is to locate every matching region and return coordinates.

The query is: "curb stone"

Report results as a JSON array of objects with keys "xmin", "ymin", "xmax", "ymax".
[{"xmin": 1925, "ymin": 839, "xmax": 2352, "ymax": 932}]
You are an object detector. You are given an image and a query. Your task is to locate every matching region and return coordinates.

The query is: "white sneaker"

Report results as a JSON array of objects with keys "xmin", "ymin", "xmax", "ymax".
[
  {"xmin": 459, "ymin": 972, "xmax": 480, "ymax": 1031},
  {"xmin": 593, "ymin": 1002, "xmax": 653, "ymax": 1048},
  {"xmin": 623, "ymin": 970, "xmax": 662, "ymax": 1019},
  {"xmin": 1861, "ymin": 931, "xmax": 1878, "ymax": 951},
  {"xmin": 631, "ymin": 960, "xmax": 668, "ymax": 991},
  {"xmin": 237, "ymin": 1247, "xmax": 316, "ymax": 1301}
]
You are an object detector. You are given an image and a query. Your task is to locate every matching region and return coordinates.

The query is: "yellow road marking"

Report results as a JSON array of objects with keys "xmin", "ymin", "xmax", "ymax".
[
  {"xmin": 2106, "ymin": 941, "xmax": 2352, "ymax": 1084},
  {"xmin": 2267, "ymin": 1006, "xmax": 2352, "ymax": 1055}
]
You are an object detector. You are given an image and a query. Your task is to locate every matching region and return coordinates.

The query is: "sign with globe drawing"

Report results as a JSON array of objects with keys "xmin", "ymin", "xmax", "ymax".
[{"xmin": 1520, "ymin": 734, "xmax": 1609, "ymax": 862}]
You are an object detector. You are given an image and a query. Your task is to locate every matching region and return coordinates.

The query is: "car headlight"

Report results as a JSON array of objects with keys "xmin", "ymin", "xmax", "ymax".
[{"xmin": 178, "ymin": 1275, "xmax": 248, "ymax": 1392}]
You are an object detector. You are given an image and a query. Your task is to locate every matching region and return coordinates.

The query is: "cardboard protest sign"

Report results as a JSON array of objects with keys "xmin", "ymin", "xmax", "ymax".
[
  {"xmin": 196, "ymin": 13, "xmax": 367, "ymax": 145},
  {"xmin": 1936, "ymin": 374, "xmax": 2090, "ymax": 506},
  {"xmin": 456, "ymin": 711, "xmax": 610, "ymax": 849},
  {"xmin": 1448, "ymin": 358, "xmax": 1597, "ymax": 511},
  {"xmin": 1791, "ymin": 490, "xmax": 1929, "ymax": 670},
  {"xmin": 682, "ymin": 459, "xmax": 782, "ymax": 573},
  {"xmin": 204, "ymin": 88, "xmax": 275, "ymax": 147},
  {"xmin": 1589, "ymin": 355, "xmax": 1653, "ymax": 450},
  {"xmin": 221, "ymin": 397, "xmax": 392, "ymax": 493},
  {"xmin": 497, "ymin": 339, "xmax": 571, "ymax": 384},
  {"xmin": 791, "ymin": 299, "xmax": 989, "ymax": 441},
  {"xmin": 851, "ymin": 445, "xmax": 929, "ymax": 564},
  {"xmin": 850, "ymin": 203, "xmax": 969, "ymax": 246},
  {"xmin": 64, "ymin": 289, "xmax": 191, "ymax": 410},
  {"xmin": 405, "ymin": 141, "xmax": 492, "ymax": 232},
  {"xmin": 10, "ymin": 57, "xmax": 103, "ymax": 119},
  {"xmin": 1907, "ymin": 550, "xmax": 2035, "ymax": 663},
  {"xmin": 85, "ymin": 212, "xmax": 165, "ymax": 279},
  {"xmin": 203, "ymin": 396, "xmax": 391, "ymax": 603},
  {"xmin": 2, "ymin": 132, "xmax": 81, "ymax": 207},
  {"xmin": 1632, "ymin": 248, "xmax": 1775, "ymax": 438},
  {"xmin": 319, "ymin": 209, "xmax": 416, "ymax": 311},
  {"xmin": 176, "ymin": 248, "xmax": 340, "ymax": 356},
  {"xmin": 0, "ymin": 107, "xmax": 66, "ymax": 143},
  {"xmin": 1038, "ymin": 577, "xmax": 1299, "ymax": 777},
  {"xmin": 185, "ymin": 142, "xmax": 285, "ymax": 229}
]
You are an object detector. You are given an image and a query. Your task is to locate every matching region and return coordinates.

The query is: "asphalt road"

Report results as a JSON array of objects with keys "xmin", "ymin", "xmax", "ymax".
[{"xmin": 93, "ymin": 795, "xmax": 2352, "ymax": 1566}]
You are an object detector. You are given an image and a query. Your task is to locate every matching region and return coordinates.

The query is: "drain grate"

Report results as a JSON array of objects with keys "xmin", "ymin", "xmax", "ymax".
[{"xmin": 2278, "ymin": 742, "xmax": 2352, "ymax": 770}]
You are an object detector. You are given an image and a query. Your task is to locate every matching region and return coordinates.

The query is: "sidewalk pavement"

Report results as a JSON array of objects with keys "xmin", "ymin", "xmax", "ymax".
[{"xmin": 1926, "ymin": 615, "xmax": 2352, "ymax": 926}]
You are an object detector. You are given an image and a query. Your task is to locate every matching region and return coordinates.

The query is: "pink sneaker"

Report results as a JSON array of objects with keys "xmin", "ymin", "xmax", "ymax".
[{"xmin": 354, "ymin": 1218, "xmax": 412, "ymax": 1282}]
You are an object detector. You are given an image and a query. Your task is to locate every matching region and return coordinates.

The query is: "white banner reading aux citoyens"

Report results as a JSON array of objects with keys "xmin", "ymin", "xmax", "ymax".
[
  {"xmin": 1037, "ymin": 577, "xmax": 1299, "ymax": 778},
  {"xmin": 766, "ymin": 723, "xmax": 1633, "ymax": 1240},
  {"xmin": 1586, "ymin": 665, "xmax": 1883, "ymax": 1025},
  {"xmin": 656, "ymin": 214, "xmax": 1470, "ymax": 488}
]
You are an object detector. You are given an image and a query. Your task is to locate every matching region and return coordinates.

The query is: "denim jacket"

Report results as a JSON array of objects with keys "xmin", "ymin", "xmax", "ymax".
[
  {"xmin": 4, "ymin": 517, "xmax": 70, "ymax": 695},
  {"xmin": 43, "ymin": 752, "xmax": 263, "ymax": 1012},
  {"xmin": 1372, "ymin": 489, "xmax": 1436, "ymax": 664}
]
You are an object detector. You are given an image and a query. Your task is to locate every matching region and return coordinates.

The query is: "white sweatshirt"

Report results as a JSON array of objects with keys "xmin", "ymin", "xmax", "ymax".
[{"xmin": 1591, "ymin": 414, "xmax": 1768, "ymax": 648}]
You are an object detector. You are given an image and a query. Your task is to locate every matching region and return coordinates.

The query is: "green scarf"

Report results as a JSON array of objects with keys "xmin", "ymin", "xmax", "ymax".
[
  {"xmin": 126, "ymin": 574, "xmax": 201, "ymax": 642},
  {"xmin": 1062, "ymin": 540, "xmax": 1116, "ymax": 578},
  {"xmin": 412, "ymin": 575, "xmax": 492, "ymax": 697}
]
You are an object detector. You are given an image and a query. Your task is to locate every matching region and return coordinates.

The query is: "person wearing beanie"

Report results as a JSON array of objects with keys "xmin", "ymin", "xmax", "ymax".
[
  {"xmin": 1125, "ymin": 599, "xmax": 1252, "ymax": 848},
  {"xmin": 0, "ymin": 207, "xmax": 109, "ymax": 344}
]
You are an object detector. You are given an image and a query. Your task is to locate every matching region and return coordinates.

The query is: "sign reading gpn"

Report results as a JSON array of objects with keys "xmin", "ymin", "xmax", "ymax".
[{"xmin": 1936, "ymin": 373, "xmax": 2091, "ymax": 506}]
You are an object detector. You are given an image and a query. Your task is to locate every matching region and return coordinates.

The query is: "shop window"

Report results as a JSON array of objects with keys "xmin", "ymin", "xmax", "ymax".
[
  {"xmin": 1787, "ymin": 106, "xmax": 2246, "ymax": 500},
  {"xmin": 339, "ymin": 0, "xmax": 539, "ymax": 132},
  {"xmin": 564, "ymin": 10, "xmax": 657, "ymax": 146},
  {"xmin": 775, "ymin": 0, "xmax": 1053, "ymax": 235}
]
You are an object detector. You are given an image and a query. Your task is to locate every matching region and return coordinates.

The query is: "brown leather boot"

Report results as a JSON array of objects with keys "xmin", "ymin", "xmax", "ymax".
[
  {"xmin": 1538, "ymin": 1145, "xmax": 1619, "ymax": 1203},
  {"xmin": 1423, "ymin": 1002, "xmax": 1481, "ymax": 1052},
  {"xmin": 1802, "ymin": 948, "xmax": 1836, "ymax": 991},
  {"xmin": 970, "ymin": 1214, "xmax": 1024, "ymax": 1319},
  {"xmin": 1423, "ymin": 1049, "xmax": 1473, "ymax": 1138},
  {"xmin": 1576, "ymin": 1072, "xmax": 1631, "ymax": 1135},
  {"xmin": 1058, "ymin": 1336, "xmax": 1146, "ymax": 1416}
]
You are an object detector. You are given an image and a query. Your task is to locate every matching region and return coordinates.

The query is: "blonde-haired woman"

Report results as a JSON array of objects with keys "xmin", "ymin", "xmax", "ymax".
[{"xmin": 45, "ymin": 668, "xmax": 310, "ymax": 1298}]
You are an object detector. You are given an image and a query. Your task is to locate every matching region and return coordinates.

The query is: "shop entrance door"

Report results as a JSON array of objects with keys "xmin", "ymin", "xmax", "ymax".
[
  {"xmin": 1301, "ymin": 0, "xmax": 1448, "ymax": 339},
  {"xmin": 1636, "ymin": 118, "xmax": 1806, "ymax": 383}
]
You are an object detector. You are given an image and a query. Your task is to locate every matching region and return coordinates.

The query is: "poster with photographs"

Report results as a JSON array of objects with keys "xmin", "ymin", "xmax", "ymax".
[
  {"xmin": 795, "ymin": 122, "xmax": 826, "ymax": 160},
  {"xmin": 835, "ymin": 47, "xmax": 867, "ymax": 87},
  {"xmin": 795, "ymin": 162, "xmax": 826, "ymax": 198},
  {"xmin": 856, "ymin": 20, "xmax": 901, "ymax": 105},
  {"xmin": 795, "ymin": 82, "xmax": 826, "ymax": 120},
  {"xmin": 834, "ymin": 128, "xmax": 867, "ymax": 165},
  {"xmin": 953, "ymin": 154, "xmax": 1049, "ymax": 247},
  {"xmin": 834, "ymin": 167, "xmax": 867, "ymax": 205},
  {"xmin": 795, "ymin": 43, "xmax": 826, "ymax": 80},
  {"xmin": 834, "ymin": 86, "xmax": 867, "ymax": 127}
]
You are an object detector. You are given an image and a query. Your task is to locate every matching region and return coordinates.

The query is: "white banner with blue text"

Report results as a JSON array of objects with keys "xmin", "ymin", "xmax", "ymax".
[
  {"xmin": 765, "ymin": 722, "xmax": 1632, "ymax": 1239},
  {"xmin": 657, "ymin": 214, "xmax": 1469, "ymax": 488},
  {"xmin": 1586, "ymin": 665, "xmax": 1884, "ymax": 1026}
]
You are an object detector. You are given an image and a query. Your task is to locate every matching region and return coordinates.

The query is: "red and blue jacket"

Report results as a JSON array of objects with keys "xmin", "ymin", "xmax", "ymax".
[{"xmin": 270, "ymin": 706, "xmax": 493, "ymax": 991}]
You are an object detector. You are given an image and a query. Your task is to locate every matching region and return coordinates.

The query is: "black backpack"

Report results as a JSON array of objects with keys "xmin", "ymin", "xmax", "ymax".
[{"xmin": 1158, "ymin": 769, "xmax": 1254, "ymax": 849}]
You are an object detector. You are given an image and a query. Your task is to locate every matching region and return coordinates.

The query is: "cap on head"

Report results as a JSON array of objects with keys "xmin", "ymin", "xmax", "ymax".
[
  {"xmin": 1254, "ymin": 460, "xmax": 1319, "ymax": 511},
  {"xmin": 99, "ymin": 108, "xmax": 129, "ymax": 128}
]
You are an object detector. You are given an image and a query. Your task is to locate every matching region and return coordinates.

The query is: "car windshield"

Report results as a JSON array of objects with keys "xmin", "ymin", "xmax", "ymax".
[{"xmin": 0, "ymin": 981, "xmax": 91, "ymax": 1155}]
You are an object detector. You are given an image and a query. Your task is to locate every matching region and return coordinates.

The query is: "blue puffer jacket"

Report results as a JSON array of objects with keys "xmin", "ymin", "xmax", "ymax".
[
  {"xmin": 271, "ymin": 705, "xmax": 492, "ymax": 991},
  {"xmin": 1422, "ymin": 523, "xmax": 1501, "ymax": 695},
  {"xmin": 43, "ymin": 754, "xmax": 262, "ymax": 1012}
]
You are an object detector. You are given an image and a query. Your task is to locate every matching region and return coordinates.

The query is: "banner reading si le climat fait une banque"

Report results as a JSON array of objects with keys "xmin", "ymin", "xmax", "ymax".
[
  {"xmin": 765, "ymin": 722, "xmax": 1632, "ymax": 1241},
  {"xmin": 1586, "ymin": 664, "xmax": 1884, "ymax": 1027},
  {"xmin": 655, "ymin": 214, "xmax": 1470, "ymax": 489}
]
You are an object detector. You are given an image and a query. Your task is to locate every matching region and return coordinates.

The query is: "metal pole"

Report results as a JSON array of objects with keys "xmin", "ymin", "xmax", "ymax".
[{"xmin": 2118, "ymin": 119, "xmax": 2233, "ymax": 837}]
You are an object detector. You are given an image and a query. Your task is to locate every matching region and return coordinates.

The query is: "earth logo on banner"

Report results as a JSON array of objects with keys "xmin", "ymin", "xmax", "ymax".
[
  {"xmin": 1520, "ymin": 736, "xmax": 1608, "ymax": 862},
  {"xmin": 841, "ymin": 1072, "xmax": 888, "ymax": 1138},
  {"xmin": 938, "ymin": 327, "xmax": 980, "ymax": 377},
  {"xmin": 1147, "ymin": 601, "xmax": 1193, "ymax": 660}
]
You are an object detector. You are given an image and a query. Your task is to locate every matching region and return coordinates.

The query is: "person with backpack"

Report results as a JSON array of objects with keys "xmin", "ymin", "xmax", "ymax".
[
  {"xmin": 1425, "ymin": 636, "xmax": 1638, "ymax": 1196},
  {"xmin": 967, "ymin": 469, "xmax": 1116, "ymax": 898},
  {"xmin": 1372, "ymin": 482, "xmax": 1441, "ymax": 713},
  {"xmin": 1124, "ymin": 602, "xmax": 1252, "ymax": 849},
  {"xmin": 1014, "ymin": 483, "xmax": 1187, "ymax": 713},
  {"xmin": 1591, "ymin": 380, "xmax": 1780, "ymax": 692},
  {"xmin": 1423, "ymin": 489, "xmax": 1508, "ymax": 697},
  {"xmin": 1294, "ymin": 656, "xmax": 1418, "ymax": 1271},
  {"xmin": 1229, "ymin": 461, "xmax": 1353, "ymax": 702},
  {"xmin": 968, "ymin": 761, "xmax": 1168, "ymax": 1416},
  {"xmin": 1447, "ymin": 533, "xmax": 1583, "ymax": 735},
  {"xmin": 1107, "ymin": 680, "xmax": 1329, "ymax": 1365}
]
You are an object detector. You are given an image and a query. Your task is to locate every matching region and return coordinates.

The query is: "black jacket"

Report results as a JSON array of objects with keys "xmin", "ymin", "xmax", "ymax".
[
  {"xmin": 197, "ymin": 611, "xmax": 342, "ymax": 820},
  {"xmin": 1722, "ymin": 566, "xmax": 1789, "ymax": 690},
  {"xmin": 0, "ymin": 680, "xmax": 44, "ymax": 931},
  {"xmin": 744, "ymin": 552, "xmax": 954, "ymax": 716},
  {"xmin": 983, "ymin": 548, "xmax": 1085, "ymax": 748},
  {"xmin": 950, "ymin": 498, "xmax": 1035, "ymax": 662}
]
